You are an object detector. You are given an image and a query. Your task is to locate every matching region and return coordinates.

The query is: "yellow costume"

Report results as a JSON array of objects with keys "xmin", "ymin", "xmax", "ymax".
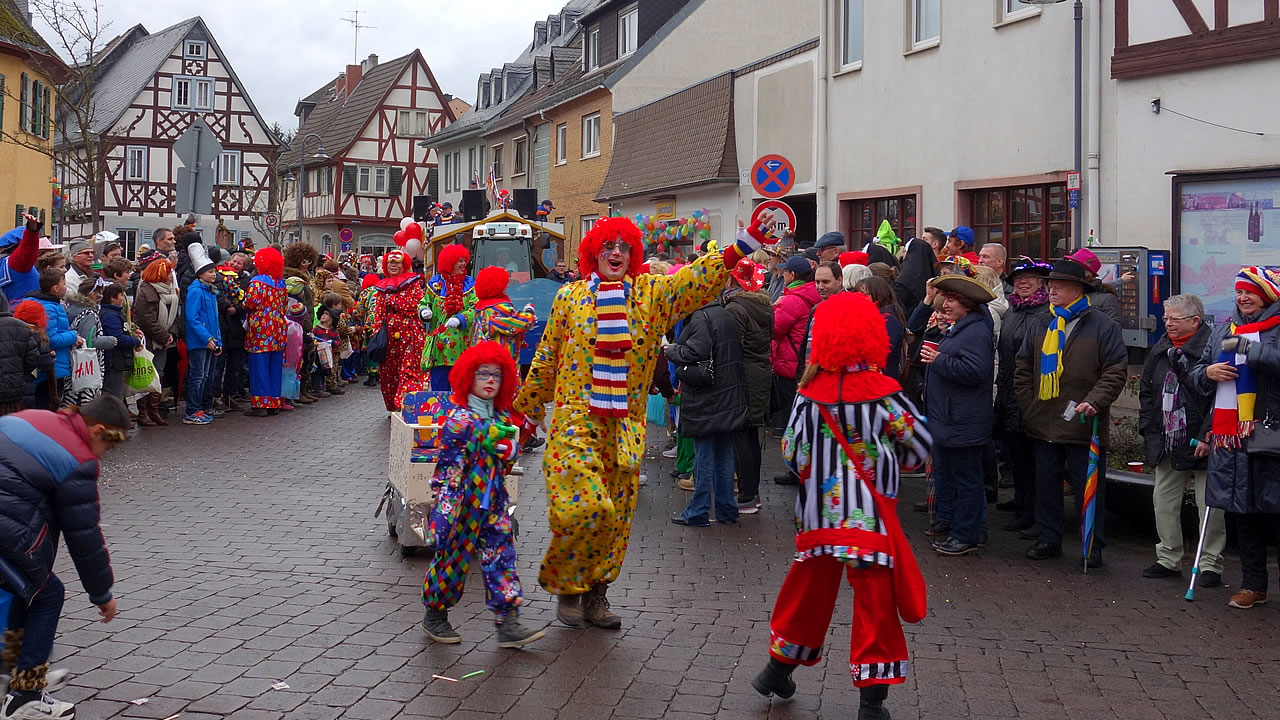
[{"xmin": 515, "ymin": 251, "xmax": 739, "ymax": 594}]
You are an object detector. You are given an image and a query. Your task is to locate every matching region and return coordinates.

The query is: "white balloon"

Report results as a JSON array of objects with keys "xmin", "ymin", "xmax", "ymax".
[
  {"xmin": 400, "ymin": 216, "xmax": 415, "ymax": 231},
  {"xmin": 405, "ymin": 238, "xmax": 423, "ymax": 259}
]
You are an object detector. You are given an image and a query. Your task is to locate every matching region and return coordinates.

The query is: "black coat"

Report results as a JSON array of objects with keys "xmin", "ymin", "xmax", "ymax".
[
  {"xmin": 175, "ymin": 232, "xmax": 203, "ymax": 302},
  {"xmin": 894, "ymin": 238, "xmax": 936, "ymax": 312},
  {"xmin": 1139, "ymin": 323, "xmax": 1213, "ymax": 470},
  {"xmin": 995, "ymin": 298, "xmax": 1051, "ymax": 435},
  {"xmin": 1087, "ymin": 281, "xmax": 1122, "ymax": 325},
  {"xmin": 1190, "ymin": 304, "xmax": 1280, "ymax": 514},
  {"xmin": 218, "ymin": 271, "xmax": 248, "ymax": 349},
  {"xmin": 667, "ymin": 302, "xmax": 749, "ymax": 438},
  {"xmin": 724, "ymin": 290, "xmax": 773, "ymax": 428},
  {"xmin": 924, "ymin": 310, "xmax": 994, "ymax": 448},
  {"xmin": 0, "ymin": 294, "xmax": 43, "ymax": 404}
]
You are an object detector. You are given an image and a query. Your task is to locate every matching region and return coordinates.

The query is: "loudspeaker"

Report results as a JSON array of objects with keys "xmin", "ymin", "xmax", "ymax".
[
  {"xmin": 512, "ymin": 188, "xmax": 538, "ymax": 220},
  {"xmin": 412, "ymin": 195, "xmax": 433, "ymax": 222},
  {"xmin": 460, "ymin": 190, "xmax": 487, "ymax": 222}
]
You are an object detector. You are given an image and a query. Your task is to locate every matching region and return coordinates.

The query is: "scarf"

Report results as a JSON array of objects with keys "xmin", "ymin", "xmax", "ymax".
[
  {"xmin": 1010, "ymin": 287, "xmax": 1048, "ymax": 309},
  {"xmin": 149, "ymin": 281, "xmax": 179, "ymax": 331},
  {"xmin": 443, "ymin": 273, "xmax": 467, "ymax": 317},
  {"xmin": 1038, "ymin": 294, "xmax": 1090, "ymax": 400},
  {"xmin": 1162, "ymin": 341, "xmax": 1192, "ymax": 450},
  {"xmin": 1210, "ymin": 315, "xmax": 1280, "ymax": 447},
  {"xmin": 588, "ymin": 273, "xmax": 632, "ymax": 418}
]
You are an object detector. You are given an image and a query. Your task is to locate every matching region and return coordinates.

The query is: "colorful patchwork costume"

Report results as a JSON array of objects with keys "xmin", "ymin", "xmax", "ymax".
[
  {"xmin": 243, "ymin": 247, "xmax": 287, "ymax": 410},
  {"xmin": 753, "ymin": 293, "xmax": 933, "ymax": 718},
  {"xmin": 470, "ymin": 266, "xmax": 536, "ymax": 361},
  {"xmin": 373, "ymin": 251, "xmax": 428, "ymax": 411},
  {"xmin": 513, "ymin": 216, "xmax": 773, "ymax": 622},
  {"xmin": 419, "ymin": 244, "xmax": 476, "ymax": 391}
]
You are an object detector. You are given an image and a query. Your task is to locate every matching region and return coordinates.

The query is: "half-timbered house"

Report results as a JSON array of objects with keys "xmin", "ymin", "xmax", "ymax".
[{"xmin": 281, "ymin": 50, "xmax": 456, "ymax": 257}]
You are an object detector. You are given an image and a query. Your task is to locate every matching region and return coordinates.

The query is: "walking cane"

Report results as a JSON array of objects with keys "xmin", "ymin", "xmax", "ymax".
[{"xmin": 1184, "ymin": 506, "xmax": 1214, "ymax": 602}]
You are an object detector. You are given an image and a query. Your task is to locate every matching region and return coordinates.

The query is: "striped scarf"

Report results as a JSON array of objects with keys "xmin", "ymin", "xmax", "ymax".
[
  {"xmin": 1038, "ymin": 294, "xmax": 1090, "ymax": 400},
  {"xmin": 1211, "ymin": 316, "xmax": 1280, "ymax": 448},
  {"xmin": 589, "ymin": 274, "xmax": 632, "ymax": 418}
]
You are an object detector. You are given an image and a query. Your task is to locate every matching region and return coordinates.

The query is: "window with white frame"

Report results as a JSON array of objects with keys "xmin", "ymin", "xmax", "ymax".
[
  {"xmin": 513, "ymin": 136, "xmax": 527, "ymax": 175},
  {"xmin": 618, "ymin": 5, "xmax": 639, "ymax": 57},
  {"xmin": 468, "ymin": 146, "xmax": 476, "ymax": 183},
  {"xmin": 492, "ymin": 144, "xmax": 504, "ymax": 180},
  {"xmin": 374, "ymin": 166, "xmax": 389, "ymax": 194},
  {"xmin": 586, "ymin": 26, "xmax": 600, "ymax": 71},
  {"xmin": 115, "ymin": 228, "xmax": 139, "ymax": 258},
  {"xmin": 184, "ymin": 41, "xmax": 206, "ymax": 59},
  {"xmin": 194, "ymin": 79, "xmax": 213, "ymax": 110},
  {"xmin": 442, "ymin": 153, "xmax": 452, "ymax": 191},
  {"xmin": 215, "ymin": 150, "xmax": 241, "ymax": 186},
  {"xmin": 582, "ymin": 113, "xmax": 601, "ymax": 158},
  {"xmin": 125, "ymin": 146, "xmax": 146, "ymax": 181},
  {"xmin": 556, "ymin": 123, "xmax": 567, "ymax": 164},
  {"xmin": 452, "ymin": 151, "xmax": 461, "ymax": 191},
  {"xmin": 172, "ymin": 76, "xmax": 213, "ymax": 111},
  {"xmin": 358, "ymin": 165, "xmax": 372, "ymax": 193},
  {"xmin": 911, "ymin": 0, "xmax": 941, "ymax": 48},
  {"xmin": 581, "ymin": 215, "xmax": 598, "ymax": 233},
  {"xmin": 1000, "ymin": 0, "xmax": 1038, "ymax": 22},
  {"xmin": 172, "ymin": 78, "xmax": 190, "ymax": 109},
  {"xmin": 841, "ymin": 0, "xmax": 864, "ymax": 68}
]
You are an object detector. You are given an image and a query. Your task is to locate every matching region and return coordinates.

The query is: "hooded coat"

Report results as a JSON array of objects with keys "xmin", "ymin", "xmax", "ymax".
[
  {"xmin": 0, "ymin": 294, "xmax": 43, "ymax": 405},
  {"xmin": 28, "ymin": 291, "xmax": 79, "ymax": 379},
  {"xmin": 724, "ymin": 289, "xmax": 773, "ymax": 427},
  {"xmin": 771, "ymin": 281, "xmax": 820, "ymax": 380}
]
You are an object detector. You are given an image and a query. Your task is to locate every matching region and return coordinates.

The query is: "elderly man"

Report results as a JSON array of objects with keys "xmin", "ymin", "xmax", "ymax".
[
  {"xmin": 1015, "ymin": 257, "xmax": 1127, "ymax": 567},
  {"xmin": 814, "ymin": 231, "xmax": 845, "ymax": 263},
  {"xmin": 1139, "ymin": 294, "xmax": 1224, "ymax": 585},
  {"xmin": 978, "ymin": 242, "xmax": 1013, "ymax": 295},
  {"xmin": 64, "ymin": 239, "xmax": 96, "ymax": 290}
]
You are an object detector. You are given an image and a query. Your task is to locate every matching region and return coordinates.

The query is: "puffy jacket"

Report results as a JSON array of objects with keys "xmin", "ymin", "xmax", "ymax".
[
  {"xmin": 924, "ymin": 310, "xmax": 994, "ymax": 448},
  {"xmin": 667, "ymin": 302, "xmax": 749, "ymax": 438},
  {"xmin": 28, "ymin": 292, "xmax": 78, "ymax": 379},
  {"xmin": 100, "ymin": 303, "xmax": 140, "ymax": 371},
  {"xmin": 995, "ymin": 299, "xmax": 1051, "ymax": 435},
  {"xmin": 1189, "ymin": 304, "xmax": 1280, "ymax": 514},
  {"xmin": 771, "ymin": 281, "xmax": 820, "ymax": 379},
  {"xmin": 184, "ymin": 280, "xmax": 222, "ymax": 349},
  {"xmin": 0, "ymin": 294, "xmax": 43, "ymax": 404},
  {"xmin": 724, "ymin": 289, "xmax": 773, "ymax": 427},
  {"xmin": 1014, "ymin": 304, "xmax": 1128, "ymax": 446},
  {"xmin": 0, "ymin": 410, "xmax": 113, "ymax": 605}
]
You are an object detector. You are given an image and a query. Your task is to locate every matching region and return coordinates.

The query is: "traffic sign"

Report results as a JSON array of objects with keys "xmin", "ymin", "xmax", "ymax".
[
  {"xmin": 339, "ymin": 227, "xmax": 353, "ymax": 242},
  {"xmin": 1068, "ymin": 189, "xmax": 1080, "ymax": 209},
  {"xmin": 341, "ymin": 241, "xmax": 352, "ymax": 252},
  {"xmin": 751, "ymin": 154, "xmax": 795, "ymax": 199},
  {"xmin": 263, "ymin": 212, "xmax": 280, "ymax": 229},
  {"xmin": 750, "ymin": 200, "xmax": 796, "ymax": 241},
  {"xmin": 1067, "ymin": 171, "xmax": 1081, "ymax": 191}
]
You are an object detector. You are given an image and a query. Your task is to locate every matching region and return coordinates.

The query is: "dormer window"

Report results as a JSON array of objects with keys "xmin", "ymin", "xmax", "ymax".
[
  {"xmin": 618, "ymin": 5, "xmax": 638, "ymax": 58},
  {"xmin": 494, "ymin": 76, "xmax": 503, "ymax": 104},
  {"xmin": 184, "ymin": 41, "xmax": 206, "ymax": 60},
  {"xmin": 585, "ymin": 25, "xmax": 600, "ymax": 71}
]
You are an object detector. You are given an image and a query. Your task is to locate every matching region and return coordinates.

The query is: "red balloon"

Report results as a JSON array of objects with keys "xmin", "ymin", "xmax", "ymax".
[
  {"xmin": 404, "ymin": 222, "xmax": 422, "ymax": 241},
  {"xmin": 393, "ymin": 230, "xmax": 407, "ymax": 246}
]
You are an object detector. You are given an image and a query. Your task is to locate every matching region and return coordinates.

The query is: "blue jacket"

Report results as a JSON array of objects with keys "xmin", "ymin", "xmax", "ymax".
[
  {"xmin": 99, "ymin": 303, "xmax": 140, "ymax": 371},
  {"xmin": 184, "ymin": 280, "xmax": 222, "ymax": 349},
  {"xmin": 0, "ymin": 410, "xmax": 114, "ymax": 605},
  {"xmin": 28, "ymin": 292, "xmax": 78, "ymax": 379},
  {"xmin": 924, "ymin": 309, "xmax": 994, "ymax": 448}
]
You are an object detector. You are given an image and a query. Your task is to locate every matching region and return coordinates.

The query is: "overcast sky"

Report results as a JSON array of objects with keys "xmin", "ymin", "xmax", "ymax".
[{"xmin": 34, "ymin": 0, "xmax": 572, "ymax": 130}]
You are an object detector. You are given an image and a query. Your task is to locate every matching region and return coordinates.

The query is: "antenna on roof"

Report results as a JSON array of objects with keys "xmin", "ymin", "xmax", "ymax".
[{"xmin": 340, "ymin": 2, "xmax": 376, "ymax": 65}]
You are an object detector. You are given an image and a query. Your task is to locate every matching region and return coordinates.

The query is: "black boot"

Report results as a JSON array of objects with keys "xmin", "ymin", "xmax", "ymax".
[
  {"xmin": 859, "ymin": 684, "xmax": 890, "ymax": 720},
  {"xmin": 750, "ymin": 658, "xmax": 797, "ymax": 699}
]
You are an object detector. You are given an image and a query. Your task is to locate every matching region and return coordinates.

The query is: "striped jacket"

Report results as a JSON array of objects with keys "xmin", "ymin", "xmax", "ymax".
[{"xmin": 0, "ymin": 410, "xmax": 114, "ymax": 604}]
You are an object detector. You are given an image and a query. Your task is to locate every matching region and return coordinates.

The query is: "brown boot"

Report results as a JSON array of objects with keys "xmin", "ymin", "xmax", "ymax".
[
  {"xmin": 583, "ymin": 583, "xmax": 622, "ymax": 629},
  {"xmin": 145, "ymin": 393, "xmax": 166, "ymax": 425},
  {"xmin": 136, "ymin": 395, "xmax": 157, "ymax": 427},
  {"xmin": 556, "ymin": 593, "xmax": 586, "ymax": 628},
  {"xmin": 295, "ymin": 391, "xmax": 315, "ymax": 405}
]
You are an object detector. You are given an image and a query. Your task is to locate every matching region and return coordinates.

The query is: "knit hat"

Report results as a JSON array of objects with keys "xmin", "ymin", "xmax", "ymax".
[
  {"xmin": 189, "ymin": 242, "xmax": 215, "ymax": 276},
  {"xmin": 11, "ymin": 299, "xmax": 47, "ymax": 328},
  {"xmin": 1066, "ymin": 247, "xmax": 1102, "ymax": 275},
  {"xmin": 1236, "ymin": 266, "xmax": 1280, "ymax": 306},
  {"xmin": 839, "ymin": 251, "xmax": 869, "ymax": 268},
  {"xmin": 799, "ymin": 292, "xmax": 902, "ymax": 405},
  {"xmin": 80, "ymin": 394, "xmax": 131, "ymax": 431},
  {"xmin": 474, "ymin": 266, "xmax": 511, "ymax": 310},
  {"xmin": 814, "ymin": 231, "xmax": 845, "ymax": 250},
  {"xmin": 68, "ymin": 239, "xmax": 92, "ymax": 257},
  {"xmin": 730, "ymin": 257, "xmax": 766, "ymax": 293}
]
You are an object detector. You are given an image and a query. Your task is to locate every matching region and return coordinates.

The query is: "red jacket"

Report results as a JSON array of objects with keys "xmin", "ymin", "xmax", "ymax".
[{"xmin": 771, "ymin": 281, "xmax": 820, "ymax": 380}]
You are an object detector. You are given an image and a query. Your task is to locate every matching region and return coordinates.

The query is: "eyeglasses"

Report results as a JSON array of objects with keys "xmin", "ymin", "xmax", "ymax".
[
  {"xmin": 601, "ymin": 240, "xmax": 632, "ymax": 254},
  {"xmin": 1164, "ymin": 315, "xmax": 1198, "ymax": 323},
  {"xmin": 474, "ymin": 370, "xmax": 503, "ymax": 381}
]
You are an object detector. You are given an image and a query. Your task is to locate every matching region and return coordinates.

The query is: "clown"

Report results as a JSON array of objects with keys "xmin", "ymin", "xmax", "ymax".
[
  {"xmin": 470, "ymin": 267, "xmax": 536, "ymax": 361},
  {"xmin": 243, "ymin": 247, "xmax": 287, "ymax": 415},
  {"xmin": 372, "ymin": 249, "xmax": 428, "ymax": 411},
  {"xmin": 514, "ymin": 215, "xmax": 776, "ymax": 628},
  {"xmin": 751, "ymin": 292, "xmax": 932, "ymax": 720},
  {"xmin": 418, "ymin": 244, "xmax": 476, "ymax": 391}
]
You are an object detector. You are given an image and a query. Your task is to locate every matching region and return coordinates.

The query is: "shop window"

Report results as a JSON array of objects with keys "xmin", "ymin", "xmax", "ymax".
[
  {"xmin": 969, "ymin": 182, "xmax": 1069, "ymax": 261},
  {"xmin": 849, "ymin": 194, "xmax": 916, "ymax": 247}
]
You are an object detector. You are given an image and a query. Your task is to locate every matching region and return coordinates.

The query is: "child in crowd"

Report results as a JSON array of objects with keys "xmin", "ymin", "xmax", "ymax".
[
  {"xmin": 183, "ymin": 247, "xmax": 223, "ymax": 425},
  {"xmin": 28, "ymin": 269, "xmax": 82, "ymax": 410},
  {"xmin": 0, "ymin": 394, "xmax": 127, "ymax": 720},
  {"xmin": 356, "ymin": 274, "xmax": 380, "ymax": 387},
  {"xmin": 421, "ymin": 341, "xmax": 544, "ymax": 648},
  {"xmin": 282, "ymin": 298, "xmax": 307, "ymax": 412},
  {"xmin": 99, "ymin": 283, "xmax": 141, "ymax": 400},
  {"xmin": 322, "ymin": 292, "xmax": 357, "ymax": 388},
  {"xmin": 10, "ymin": 301, "xmax": 53, "ymax": 410},
  {"xmin": 312, "ymin": 298, "xmax": 344, "ymax": 396},
  {"xmin": 0, "ymin": 295, "xmax": 45, "ymax": 416}
]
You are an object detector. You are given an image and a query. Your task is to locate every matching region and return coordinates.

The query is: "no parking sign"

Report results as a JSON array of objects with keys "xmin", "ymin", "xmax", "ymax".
[{"xmin": 751, "ymin": 155, "xmax": 795, "ymax": 199}]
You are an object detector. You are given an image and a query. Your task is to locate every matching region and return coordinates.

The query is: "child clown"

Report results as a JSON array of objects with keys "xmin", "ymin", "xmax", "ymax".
[{"xmin": 420, "ymin": 341, "xmax": 545, "ymax": 648}]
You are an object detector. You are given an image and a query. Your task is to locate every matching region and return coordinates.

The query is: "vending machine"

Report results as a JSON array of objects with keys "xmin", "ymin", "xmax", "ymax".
[{"xmin": 1089, "ymin": 246, "xmax": 1170, "ymax": 348}]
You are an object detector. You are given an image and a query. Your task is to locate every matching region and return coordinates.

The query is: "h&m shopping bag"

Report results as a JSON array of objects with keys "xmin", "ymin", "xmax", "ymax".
[{"xmin": 70, "ymin": 347, "xmax": 103, "ymax": 393}]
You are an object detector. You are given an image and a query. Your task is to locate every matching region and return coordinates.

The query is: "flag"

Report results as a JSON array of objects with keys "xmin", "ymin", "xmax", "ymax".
[
  {"xmin": 486, "ymin": 164, "xmax": 497, "ymax": 207},
  {"xmin": 1081, "ymin": 417, "xmax": 1100, "ymax": 573}
]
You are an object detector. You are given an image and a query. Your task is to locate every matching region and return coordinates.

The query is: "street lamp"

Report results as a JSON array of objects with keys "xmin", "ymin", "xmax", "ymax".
[
  {"xmin": 1021, "ymin": 0, "xmax": 1083, "ymax": 249},
  {"xmin": 294, "ymin": 132, "xmax": 329, "ymax": 245}
]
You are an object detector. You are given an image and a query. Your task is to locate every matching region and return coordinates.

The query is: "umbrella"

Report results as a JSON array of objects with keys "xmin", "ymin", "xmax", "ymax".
[{"xmin": 1081, "ymin": 417, "xmax": 1100, "ymax": 574}]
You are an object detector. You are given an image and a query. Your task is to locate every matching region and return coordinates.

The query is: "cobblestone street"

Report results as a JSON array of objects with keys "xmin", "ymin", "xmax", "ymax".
[{"xmin": 50, "ymin": 384, "xmax": 1280, "ymax": 719}]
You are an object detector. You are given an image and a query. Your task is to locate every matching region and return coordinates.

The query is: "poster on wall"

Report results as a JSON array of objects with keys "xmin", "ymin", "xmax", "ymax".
[{"xmin": 1177, "ymin": 176, "xmax": 1280, "ymax": 322}]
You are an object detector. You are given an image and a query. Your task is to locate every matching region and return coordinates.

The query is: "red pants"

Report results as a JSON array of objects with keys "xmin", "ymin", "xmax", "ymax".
[{"xmin": 768, "ymin": 556, "xmax": 908, "ymax": 688}]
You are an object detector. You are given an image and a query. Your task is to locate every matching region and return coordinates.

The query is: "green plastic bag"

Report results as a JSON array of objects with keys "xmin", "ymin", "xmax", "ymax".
[{"xmin": 126, "ymin": 346, "xmax": 161, "ymax": 394}]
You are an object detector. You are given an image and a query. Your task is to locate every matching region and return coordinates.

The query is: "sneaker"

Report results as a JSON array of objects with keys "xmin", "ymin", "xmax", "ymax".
[
  {"xmin": 1229, "ymin": 589, "xmax": 1267, "ymax": 609},
  {"xmin": 671, "ymin": 514, "xmax": 710, "ymax": 528},
  {"xmin": 661, "ymin": 446, "xmax": 678, "ymax": 459},
  {"xmin": 208, "ymin": 407, "xmax": 226, "ymax": 419},
  {"xmin": 637, "ymin": 474, "xmax": 648, "ymax": 487},
  {"xmin": 496, "ymin": 617, "xmax": 546, "ymax": 648},
  {"xmin": 935, "ymin": 537, "xmax": 978, "ymax": 556},
  {"xmin": 521, "ymin": 436, "xmax": 545, "ymax": 453},
  {"xmin": 182, "ymin": 412, "xmax": 211, "ymax": 425},
  {"xmin": 2, "ymin": 691, "xmax": 76, "ymax": 719},
  {"xmin": 421, "ymin": 609, "xmax": 461, "ymax": 643},
  {"xmin": 737, "ymin": 496, "xmax": 761, "ymax": 514},
  {"xmin": 1142, "ymin": 562, "xmax": 1181, "ymax": 579}
]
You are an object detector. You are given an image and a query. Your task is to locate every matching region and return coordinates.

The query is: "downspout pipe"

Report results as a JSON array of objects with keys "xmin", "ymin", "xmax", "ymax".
[
  {"xmin": 1086, "ymin": 0, "xmax": 1102, "ymax": 245},
  {"xmin": 816, "ymin": 3, "xmax": 829, "ymax": 234},
  {"xmin": 1072, "ymin": 0, "xmax": 1083, "ymax": 250}
]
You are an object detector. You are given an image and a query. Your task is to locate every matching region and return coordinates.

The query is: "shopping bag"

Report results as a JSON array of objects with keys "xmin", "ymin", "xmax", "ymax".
[
  {"xmin": 70, "ymin": 347, "xmax": 102, "ymax": 393},
  {"xmin": 281, "ymin": 367, "xmax": 300, "ymax": 400},
  {"xmin": 316, "ymin": 341, "xmax": 334, "ymax": 369},
  {"xmin": 339, "ymin": 341, "xmax": 353, "ymax": 360},
  {"xmin": 126, "ymin": 346, "xmax": 161, "ymax": 394}
]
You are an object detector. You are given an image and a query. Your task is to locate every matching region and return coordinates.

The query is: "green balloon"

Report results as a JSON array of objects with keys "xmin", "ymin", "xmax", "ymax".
[{"xmin": 699, "ymin": 229, "xmax": 709, "ymax": 240}]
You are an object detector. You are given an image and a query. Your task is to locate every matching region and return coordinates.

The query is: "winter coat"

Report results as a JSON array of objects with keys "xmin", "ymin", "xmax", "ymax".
[
  {"xmin": 924, "ymin": 310, "xmax": 994, "ymax": 448},
  {"xmin": 283, "ymin": 267, "xmax": 315, "ymax": 334},
  {"xmin": 217, "ymin": 267, "xmax": 248, "ymax": 349},
  {"xmin": 1189, "ymin": 303, "xmax": 1280, "ymax": 514},
  {"xmin": 884, "ymin": 312, "xmax": 906, "ymax": 382},
  {"xmin": 1014, "ymin": 304, "xmax": 1128, "ymax": 446},
  {"xmin": 184, "ymin": 280, "xmax": 222, "ymax": 349},
  {"xmin": 995, "ymin": 298, "xmax": 1051, "ymax": 435},
  {"xmin": 771, "ymin": 281, "xmax": 820, "ymax": 380},
  {"xmin": 1087, "ymin": 281, "xmax": 1122, "ymax": 325},
  {"xmin": 0, "ymin": 409, "xmax": 113, "ymax": 605},
  {"xmin": 133, "ymin": 282, "xmax": 180, "ymax": 352},
  {"xmin": 0, "ymin": 295, "xmax": 42, "ymax": 405},
  {"xmin": 667, "ymin": 302, "xmax": 748, "ymax": 438},
  {"xmin": 175, "ymin": 233, "xmax": 202, "ymax": 300},
  {"xmin": 28, "ymin": 292, "xmax": 78, "ymax": 379},
  {"xmin": 1139, "ymin": 323, "xmax": 1212, "ymax": 471},
  {"xmin": 724, "ymin": 289, "xmax": 773, "ymax": 427},
  {"xmin": 99, "ymin": 303, "xmax": 140, "ymax": 372},
  {"xmin": 894, "ymin": 238, "xmax": 936, "ymax": 313}
]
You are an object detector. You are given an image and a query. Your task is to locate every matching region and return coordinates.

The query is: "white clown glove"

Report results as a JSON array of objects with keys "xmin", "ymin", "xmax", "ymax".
[
  {"xmin": 418, "ymin": 305, "xmax": 432, "ymax": 323},
  {"xmin": 445, "ymin": 316, "xmax": 462, "ymax": 330}
]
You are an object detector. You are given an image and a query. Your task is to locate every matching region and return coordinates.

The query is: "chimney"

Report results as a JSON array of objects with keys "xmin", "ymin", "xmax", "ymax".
[
  {"xmin": 333, "ymin": 73, "xmax": 346, "ymax": 99},
  {"xmin": 344, "ymin": 64, "xmax": 363, "ymax": 98},
  {"xmin": 15, "ymin": 0, "xmax": 30, "ymax": 22},
  {"xmin": 362, "ymin": 53, "xmax": 379, "ymax": 73}
]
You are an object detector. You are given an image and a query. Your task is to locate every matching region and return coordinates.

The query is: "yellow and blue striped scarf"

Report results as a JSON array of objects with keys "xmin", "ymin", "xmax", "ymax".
[{"xmin": 1038, "ymin": 295, "xmax": 1090, "ymax": 400}]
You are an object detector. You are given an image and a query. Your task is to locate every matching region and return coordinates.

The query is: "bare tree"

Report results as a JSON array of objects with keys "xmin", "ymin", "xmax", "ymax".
[{"xmin": 240, "ymin": 121, "xmax": 297, "ymax": 245}]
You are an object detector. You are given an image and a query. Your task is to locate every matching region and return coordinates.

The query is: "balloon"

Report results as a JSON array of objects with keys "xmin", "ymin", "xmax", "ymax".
[
  {"xmin": 691, "ymin": 210, "xmax": 702, "ymax": 219},
  {"xmin": 404, "ymin": 238, "xmax": 423, "ymax": 259},
  {"xmin": 635, "ymin": 214, "xmax": 644, "ymax": 224},
  {"xmin": 404, "ymin": 222, "xmax": 422, "ymax": 241},
  {"xmin": 393, "ymin": 230, "xmax": 407, "ymax": 246},
  {"xmin": 699, "ymin": 229, "xmax": 709, "ymax": 240},
  {"xmin": 400, "ymin": 217, "xmax": 415, "ymax": 231},
  {"xmin": 645, "ymin": 222, "xmax": 654, "ymax": 231}
]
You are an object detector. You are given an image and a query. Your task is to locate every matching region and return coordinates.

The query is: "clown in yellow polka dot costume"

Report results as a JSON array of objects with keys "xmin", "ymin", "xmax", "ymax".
[{"xmin": 514, "ymin": 216, "xmax": 776, "ymax": 628}]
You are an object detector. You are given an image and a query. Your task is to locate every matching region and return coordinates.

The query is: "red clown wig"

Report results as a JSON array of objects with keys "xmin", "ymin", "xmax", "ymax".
[
  {"xmin": 449, "ymin": 340, "xmax": 520, "ymax": 412},
  {"xmin": 253, "ymin": 247, "xmax": 284, "ymax": 281},
  {"xmin": 360, "ymin": 273, "xmax": 380, "ymax": 291},
  {"xmin": 801, "ymin": 291, "xmax": 902, "ymax": 404},
  {"xmin": 577, "ymin": 217, "xmax": 644, "ymax": 280},
  {"xmin": 474, "ymin": 266, "xmax": 510, "ymax": 309},
  {"xmin": 437, "ymin": 243, "xmax": 470, "ymax": 276}
]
